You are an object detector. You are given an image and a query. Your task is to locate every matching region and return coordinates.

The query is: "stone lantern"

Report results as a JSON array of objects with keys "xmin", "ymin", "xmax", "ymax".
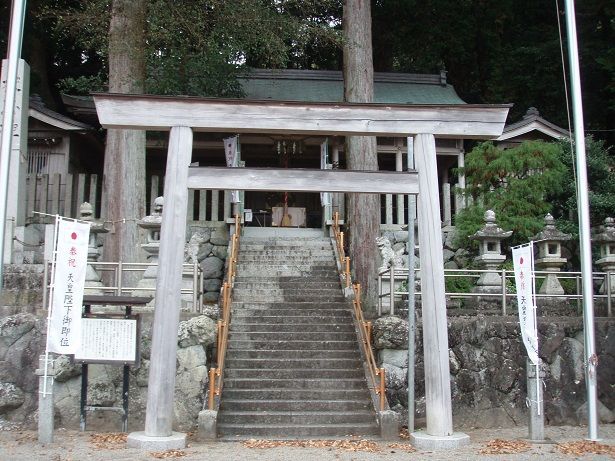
[
  {"xmin": 531, "ymin": 214, "xmax": 571, "ymax": 295},
  {"xmin": 470, "ymin": 210, "xmax": 512, "ymax": 295},
  {"xmin": 79, "ymin": 202, "xmax": 108, "ymax": 294},
  {"xmin": 593, "ymin": 217, "xmax": 615, "ymax": 295},
  {"xmin": 137, "ymin": 196, "xmax": 163, "ymax": 294}
]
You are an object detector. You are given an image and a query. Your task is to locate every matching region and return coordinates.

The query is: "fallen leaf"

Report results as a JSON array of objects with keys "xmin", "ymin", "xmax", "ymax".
[
  {"xmin": 557, "ymin": 441, "xmax": 615, "ymax": 457},
  {"xmin": 89, "ymin": 432, "xmax": 127, "ymax": 450},
  {"xmin": 388, "ymin": 442, "xmax": 416, "ymax": 452},
  {"xmin": 479, "ymin": 439, "xmax": 531, "ymax": 455},
  {"xmin": 241, "ymin": 439, "xmax": 381, "ymax": 452},
  {"xmin": 150, "ymin": 449, "xmax": 187, "ymax": 459}
]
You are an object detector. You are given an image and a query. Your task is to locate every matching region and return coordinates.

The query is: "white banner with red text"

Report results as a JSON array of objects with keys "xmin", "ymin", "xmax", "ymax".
[
  {"xmin": 47, "ymin": 218, "xmax": 90, "ymax": 354},
  {"xmin": 512, "ymin": 243, "xmax": 539, "ymax": 365}
]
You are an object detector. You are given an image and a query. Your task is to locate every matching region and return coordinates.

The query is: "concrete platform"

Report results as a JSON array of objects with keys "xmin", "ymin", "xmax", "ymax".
[
  {"xmin": 410, "ymin": 431, "xmax": 470, "ymax": 450},
  {"xmin": 126, "ymin": 431, "xmax": 186, "ymax": 450}
]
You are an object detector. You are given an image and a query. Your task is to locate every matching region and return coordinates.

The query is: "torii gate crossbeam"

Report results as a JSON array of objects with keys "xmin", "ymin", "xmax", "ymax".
[{"xmin": 93, "ymin": 94, "xmax": 509, "ymax": 450}]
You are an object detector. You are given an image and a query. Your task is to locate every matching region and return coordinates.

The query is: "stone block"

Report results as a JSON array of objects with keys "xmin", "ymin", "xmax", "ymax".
[
  {"xmin": 372, "ymin": 316, "xmax": 408, "ymax": 349},
  {"xmin": 54, "ymin": 355, "xmax": 82, "ymax": 383},
  {"xmin": 127, "ymin": 431, "xmax": 186, "ymax": 450},
  {"xmin": 0, "ymin": 382, "xmax": 25, "ymax": 412},
  {"xmin": 379, "ymin": 410, "xmax": 399, "ymax": 440},
  {"xmin": 200, "ymin": 256, "xmax": 224, "ymax": 279},
  {"xmin": 410, "ymin": 431, "xmax": 470, "ymax": 449},
  {"xmin": 211, "ymin": 245, "xmax": 228, "ymax": 260},
  {"xmin": 197, "ymin": 409, "xmax": 217, "ymax": 441},
  {"xmin": 203, "ymin": 278, "xmax": 222, "ymax": 293},
  {"xmin": 379, "ymin": 349, "xmax": 408, "ymax": 368},
  {"xmin": 202, "ymin": 292, "xmax": 220, "ymax": 303},
  {"xmin": 177, "ymin": 316, "xmax": 216, "ymax": 348}
]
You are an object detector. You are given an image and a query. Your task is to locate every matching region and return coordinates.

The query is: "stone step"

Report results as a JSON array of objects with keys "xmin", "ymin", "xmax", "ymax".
[
  {"xmin": 238, "ymin": 255, "xmax": 334, "ymax": 262},
  {"xmin": 226, "ymin": 349, "xmax": 359, "ymax": 360},
  {"xmin": 236, "ymin": 274, "xmax": 339, "ymax": 280},
  {"xmin": 217, "ymin": 422, "xmax": 379, "ymax": 438},
  {"xmin": 235, "ymin": 265, "xmax": 339, "ymax": 274},
  {"xmin": 239, "ymin": 248, "xmax": 333, "ymax": 255},
  {"xmin": 233, "ymin": 309, "xmax": 351, "ymax": 318},
  {"xmin": 236, "ymin": 263, "xmax": 337, "ymax": 270},
  {"xmin": 230, "ymin": 315, "xmax": 351, "ymax": 325},
  {"xmin": 225, "ymin": 357, "xmax": 362, "ymax": 369},
  {"xmin": 228, "ymin": 332, "xmax": 357, "ymax": 343},
  {"xmin": 232, "ymin": 287, "xmax": 342, "ymax": 296},
  {"xmin": 240, "ymin": 242, "xmax": 331, "ymax": 249},
  {"xmin": 224, "ymin": 368, "xmax": 364, "ymax": 379},
  {"xmin": 218, "ymin": 410, "xmax": 375, "ymax": 425},
  {"xmin": 221, "ymin": 399, "xmax": 372, "ymax": 412},
  {"xmin": 223, "ymin": 378, "xmax": 367, "ymax": 390},
  {"xmin": 228, "ymin": 340, "xmax": 359, "ymax": 351},
  {"xmin": 233, "ymin": 281, "xmax": 342, "ymax": 290},
  {"xmin": 233, "ymin": 295, "xmax": 346, "ymax": 303},
  {"xmin": 233, "ymin": 301, "xmax": 350, "ymax": 309},
  {"xmin": 223, "ymin": 388, "xmax": 371, "ymax": 401},
  {"xmin": 231, "ymin": 323, "xmax": 354, "ymax": 333}
]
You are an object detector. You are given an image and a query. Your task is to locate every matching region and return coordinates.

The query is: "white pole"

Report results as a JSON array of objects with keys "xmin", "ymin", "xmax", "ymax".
[
  {"xmin": 0, "ymin": 0, "xmax": 27, "ymax": 297},
  {"xmin": 564, "ymin": 0, "xmax": 599, "ymax": 441},
  {"xmin": 42, "ymin": 215, "xmax": 60, "ymax": 396},
  {"xmin": 530, "ymin": 241, "xmax": 541, "ymax": 417}
]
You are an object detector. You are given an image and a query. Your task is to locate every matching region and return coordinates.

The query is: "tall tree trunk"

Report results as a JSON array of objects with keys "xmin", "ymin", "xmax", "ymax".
[
  {"xmin": 343, "ymin": 0, "xmax": 379, "ymax": 310},
  {"xmin": 102, "ymin": 0, "xmax": 147, "ymax": 278}
]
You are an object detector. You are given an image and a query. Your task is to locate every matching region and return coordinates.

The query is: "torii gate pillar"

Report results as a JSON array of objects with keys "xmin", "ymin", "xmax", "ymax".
[
  {"xmin": 411, "ymin": 133, "xmax": 469, "ymax": 448},
  {"xmin": 127, "ymin": 126, "xmax": 193, "ymax": 449}
]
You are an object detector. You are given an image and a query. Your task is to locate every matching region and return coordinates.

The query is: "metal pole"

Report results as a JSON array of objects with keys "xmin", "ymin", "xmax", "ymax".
[
  {"xmin": 0, "ymin": 0, "xmax": 27, "ymax": 298},
  {"xmin": 406, "ymin": 136, "xmax": 416, "ymax": 433},
  {"xmin": 564, "ymin": 0, "xmax": 599, "ymax": 441},
  {"xmin": 501, "ymin": 268, "xmax": 507, "ymax": 315},
  {"xmin": 607, "ymin": 271, "xmax": 612, "ymax": 318}
]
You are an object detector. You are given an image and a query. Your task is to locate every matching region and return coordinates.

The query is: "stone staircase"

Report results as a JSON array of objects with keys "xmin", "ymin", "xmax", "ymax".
[{"xmin": 217, "ymin": 228, "xmax": 379, "ymax": 439}]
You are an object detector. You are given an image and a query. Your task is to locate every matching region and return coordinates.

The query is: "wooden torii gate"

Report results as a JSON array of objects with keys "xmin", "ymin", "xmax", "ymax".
[{"xmin": 93, "ymin": 94, "xmax": 509, "ymax": 449}]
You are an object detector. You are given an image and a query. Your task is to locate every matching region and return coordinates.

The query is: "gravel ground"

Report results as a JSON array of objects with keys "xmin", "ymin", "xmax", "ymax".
[{"xmin": 0, "ymin": 425, "xmax": 613, "ymax": 461}]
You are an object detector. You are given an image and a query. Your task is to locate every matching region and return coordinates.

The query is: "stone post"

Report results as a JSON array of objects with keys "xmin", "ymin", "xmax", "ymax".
[
  {"xmin": 35, "ymin": 355, "xmax": 56, "ymax": 443},
  {"xmin": 526, "ymin": 358, "xmax": 545, "ymax": 442},
  {"xmin": 469, "ymin": 210, "xmax": 512, "ymax": 307}
]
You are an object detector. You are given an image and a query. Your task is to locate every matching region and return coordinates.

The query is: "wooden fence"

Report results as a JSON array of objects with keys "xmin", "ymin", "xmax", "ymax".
[
  {"xmin": 25, "ymin": 173, "xmax": 459, "ymax": 225},
  {"xmin": 24, "ymin": 173, "xmax": 231, "ymax": 222}
]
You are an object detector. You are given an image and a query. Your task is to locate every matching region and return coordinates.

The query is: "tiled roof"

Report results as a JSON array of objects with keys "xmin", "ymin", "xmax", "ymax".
[
  {"xmin": 498, "ymin": 107, "xmax": 569, "ymax": 141},
  {"xmin": 30, "ymin": 96, "xmax": 93, "ymax": 130},
  {"xmin": 238, "ymin": 69, "xmax": 466, "ymax": 105}
]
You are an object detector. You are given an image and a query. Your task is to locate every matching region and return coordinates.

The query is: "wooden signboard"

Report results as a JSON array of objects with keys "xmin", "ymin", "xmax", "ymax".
[{"xmin": 75, "ymin": 317, "xmax": 139, "ymax": 364}]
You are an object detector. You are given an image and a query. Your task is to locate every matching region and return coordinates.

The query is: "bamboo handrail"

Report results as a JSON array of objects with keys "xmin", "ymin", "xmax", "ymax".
[
  {"xmin": 208, "ymin": 215, "xmax": 241, "ymax": 410},
  {"xmin": 332, "ymin": 212, "xmax": 387, "ymax": 411}
]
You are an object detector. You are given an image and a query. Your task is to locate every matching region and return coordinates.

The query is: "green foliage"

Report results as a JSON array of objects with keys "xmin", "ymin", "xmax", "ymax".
[
  {"xmin": 455, "ymin": 140, "xmax": 566, "ymax": 248},
  {"xmin": 57, "ymin": 73, "xmax": 107, "ymax": 95},
  {"xmin": 444, "ymin": 274, "xmax": 474, "ymax": 294},
  {"xmin": 549, "ymin": 136, "xmax": 615, "ymax": 232},
  {"xmin": 37, "ymin": 0, "xmax": 342, "ymax": 98}
]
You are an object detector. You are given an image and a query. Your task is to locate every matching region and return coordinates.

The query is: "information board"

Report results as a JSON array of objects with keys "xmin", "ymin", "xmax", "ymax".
[{"xmin": 75, "ymin": 318, "xmax": 138, "ymax": 363}]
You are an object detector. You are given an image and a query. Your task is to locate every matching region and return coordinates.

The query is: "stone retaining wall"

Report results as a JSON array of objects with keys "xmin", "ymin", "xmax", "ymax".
[
  {"xmin": 373, "ymin": 315, "xmax": 615, "ymax": 428},
  {"xmin": 0, "ymin": 309, "xmax": 218, "ymax": 431}
]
